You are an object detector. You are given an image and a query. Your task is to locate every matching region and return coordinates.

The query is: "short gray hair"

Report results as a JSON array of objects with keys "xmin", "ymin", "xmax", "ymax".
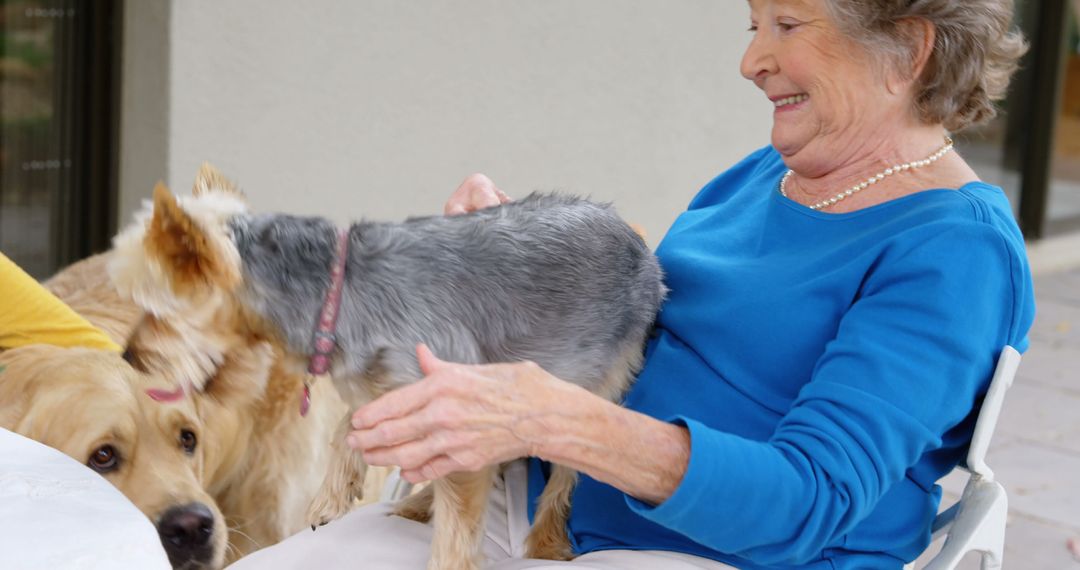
[{"xmin": 826, "ymin": 0, "xmax": 1027, "ymax": 132}]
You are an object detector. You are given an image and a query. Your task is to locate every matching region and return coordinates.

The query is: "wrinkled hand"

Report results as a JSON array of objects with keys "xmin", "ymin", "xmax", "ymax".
[
  {"xmin": 347, "ymin": 344, "xmax": 582, "ymax": 484},
  {"xmin": 444, "ymin": 173, "xmax": 510, "ymax": 216}
]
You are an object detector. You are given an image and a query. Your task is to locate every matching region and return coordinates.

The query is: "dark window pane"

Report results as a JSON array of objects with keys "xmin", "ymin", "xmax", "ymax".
[{"xmin": 0, "ymin": 1, "xmax": 71, "ymax": 278}]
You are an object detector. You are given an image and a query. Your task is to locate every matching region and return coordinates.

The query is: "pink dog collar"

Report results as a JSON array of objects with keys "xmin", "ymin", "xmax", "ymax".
[
  {"xmin": 304, "ymin": 228, "xmax": 350, "ymax": 415},
  {"xmin": 146, "ymin": 386, "xmax": 185, "ymax": 403}
]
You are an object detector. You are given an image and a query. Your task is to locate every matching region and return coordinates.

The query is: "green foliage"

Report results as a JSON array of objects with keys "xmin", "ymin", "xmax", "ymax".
[
  {"xmin": 0, "ymin": 31, "xmax": 51, "ymax": 69},
  {"xmin": 0, "ymin": 113, "xmax": 53, "ymax": 133}
]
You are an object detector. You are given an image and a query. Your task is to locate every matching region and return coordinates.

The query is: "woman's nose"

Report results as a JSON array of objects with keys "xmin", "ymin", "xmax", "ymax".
[{"xmin": 740, "ymin": 31, "xmax": 777, "ymax": 84}]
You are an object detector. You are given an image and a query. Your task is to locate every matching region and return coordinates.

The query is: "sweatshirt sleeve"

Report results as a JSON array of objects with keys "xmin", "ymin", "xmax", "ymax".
[
  {"xmin": 0, "ymin": 252, "xmax": 122, "ymax": 352},
  {"xmin": 624, "ymin": 221, "xmax": 1034, "ymax": 564}
]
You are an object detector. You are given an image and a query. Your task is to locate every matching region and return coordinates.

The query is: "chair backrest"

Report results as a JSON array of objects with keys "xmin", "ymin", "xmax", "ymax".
[{"xmin": 962, "ymin": 346, "xmax": 1021, "ymax": 482}]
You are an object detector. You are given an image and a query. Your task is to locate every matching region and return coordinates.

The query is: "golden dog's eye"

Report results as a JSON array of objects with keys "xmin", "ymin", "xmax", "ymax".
[
  {"xmin": 120, "ymin": 345, "xmax": 148, "ymax": 372},
  {"xmin": 179, "ymin": 429, "xmax": 198, "ymax": 454},
  {"xmin": 88, "ymin": 445, "xmax": 119, "ymax": 473}
]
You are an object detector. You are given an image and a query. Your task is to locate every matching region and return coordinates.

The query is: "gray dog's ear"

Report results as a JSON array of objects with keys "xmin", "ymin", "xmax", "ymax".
[
  {"xmin": 192, "ymin": 162, "xmax": 245, "ymax": 200},
  {"xmin": 146, "ymin": 182, "xmax": 241, "ymax": 294}
]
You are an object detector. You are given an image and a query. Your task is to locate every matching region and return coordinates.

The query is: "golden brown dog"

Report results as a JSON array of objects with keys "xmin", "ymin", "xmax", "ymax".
[
  {"xmin": 1, "ymin": 249, "xmax": 350, "ymax": 565},
  {"xmin": 0, "ymin": 344, "xmax": 230, "ymax": 569},
  {"xmin": 63, "ymin": 252, "xmax": 350, "ymax": 563}
]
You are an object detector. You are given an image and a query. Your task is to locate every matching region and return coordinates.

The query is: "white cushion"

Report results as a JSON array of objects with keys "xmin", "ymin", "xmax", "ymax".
[{"xmin": 0, "ymin": 428, "xmax": 170, "ymax": 569}]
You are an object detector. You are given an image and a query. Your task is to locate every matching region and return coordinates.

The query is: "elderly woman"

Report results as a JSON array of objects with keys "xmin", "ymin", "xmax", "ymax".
[{"xmin": 230, "ymin": 1, "xmax": 1035, "ymax": 568}]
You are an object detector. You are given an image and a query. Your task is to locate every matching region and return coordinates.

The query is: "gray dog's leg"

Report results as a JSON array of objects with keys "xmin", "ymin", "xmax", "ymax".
[{"xmin": 307, "ymin": 413, "xmax": 368, "ymax": 527}]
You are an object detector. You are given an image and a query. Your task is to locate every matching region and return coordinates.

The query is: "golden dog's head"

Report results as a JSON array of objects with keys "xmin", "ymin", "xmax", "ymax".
[
  {"xmin": 0, "ymin": 345, "xmax": 228, "ymax": 569},
  {"xmin": 39, "ymin": 246, "xmax": 314, "ymax": 567},
  {"xmin": 108, "ymin": 167, "xmax": 326, "ymax": 561},
  {"xmin": 109, "ymin": 165, "xmax": 278, "ymax": 392},
  {"xmin": 122, "ymin": 311, "xmax": 277, "ymax": 493}
]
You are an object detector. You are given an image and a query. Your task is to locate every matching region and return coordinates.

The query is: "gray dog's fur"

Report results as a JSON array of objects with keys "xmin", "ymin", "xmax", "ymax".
[{"xmin": 232, "ymin": 193, "xmax": 666, "ymax": 403}]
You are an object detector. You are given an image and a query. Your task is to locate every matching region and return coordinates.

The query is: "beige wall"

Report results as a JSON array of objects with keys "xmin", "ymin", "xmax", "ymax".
[
  {"xmin": 119, "ymin": 1, "xmax": 772, "ymax": 245},
  {"xmin": 117, "ymin": 0, "xmax": 170, "ymax": 226}
]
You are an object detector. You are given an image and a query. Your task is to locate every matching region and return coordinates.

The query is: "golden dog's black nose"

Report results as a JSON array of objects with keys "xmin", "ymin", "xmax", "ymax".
[{"xmin": 158, "ymin": 503, "xmax": 215, "ymax": 566}]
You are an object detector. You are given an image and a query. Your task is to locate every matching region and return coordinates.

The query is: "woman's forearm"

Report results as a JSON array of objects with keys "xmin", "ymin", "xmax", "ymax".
[{"xmin": 531, "ymin": 388, "xmax": 691, "ymax": 505}]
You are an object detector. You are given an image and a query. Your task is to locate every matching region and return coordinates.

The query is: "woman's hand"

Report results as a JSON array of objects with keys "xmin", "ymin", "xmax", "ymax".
[
  {"xmin": 444, "ymin": 173, "xmax": 510, "ymax": 216},
  {"xmin": 347, "ymin": 344, "xmax": 587, "ymax": 484},
  {"xmin": 347, "ymin": 345, "xmax": 691, "ymax": 505}
]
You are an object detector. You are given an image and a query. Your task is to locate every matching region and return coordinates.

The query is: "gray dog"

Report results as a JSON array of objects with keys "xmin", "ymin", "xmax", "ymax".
[{"xmin": 110, "ymin": 166, "xmax": 666, "ymax": 570}]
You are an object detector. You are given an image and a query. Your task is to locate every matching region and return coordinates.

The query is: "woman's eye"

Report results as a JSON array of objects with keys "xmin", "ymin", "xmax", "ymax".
[
  {"xmin": 88, "ymin": 445, "xmax": 120, "ymax": 473},
  {"xmin": 179, "ymin": 429, "xmax": 198, "ymax": 454},
  {"xmin": 778, "ymin": 21, "xmax": 799, "ymax": 32}
]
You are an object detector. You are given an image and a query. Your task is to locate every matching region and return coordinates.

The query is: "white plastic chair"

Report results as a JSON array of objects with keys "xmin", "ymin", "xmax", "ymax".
[
  {"xmin": 910, "ymin": 345, "xmax": 1022, "ymax": 570},
  {"xmin": 381, "ymin": 467, "xmax": 414, "ymax": 502},
  {"xmin": 380, "ymin": 347, "xmax": 1023, "ymax": 570}
]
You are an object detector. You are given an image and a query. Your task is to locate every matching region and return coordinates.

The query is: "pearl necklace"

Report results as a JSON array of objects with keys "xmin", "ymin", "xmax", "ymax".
[{"xmin": 780, "ymin": 136, "xmax": 954, "ymax": 211}]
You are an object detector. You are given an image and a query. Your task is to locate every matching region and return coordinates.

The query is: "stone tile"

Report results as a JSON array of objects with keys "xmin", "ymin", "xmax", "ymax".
[
  {"xmin": 1019, "ymin": 342, "xmax": 1080, "ymax": 394},
  {"xmin": 997, "ymin": 381, "xmax": 1080, "ymax": 455},
  {"xmin": 999, "ymin": 515, "xmax": 1080, "ymax": 569},
  {"xmin": 1028, "ymin": 298, "xmax": 1080, "ymax": 346},
  {"xmin": 1035, "ymin": 269, "xmax": 1080, "ymax": 307},
  {"xmin": 991, "ymin": 433, "xmax": 1024, "ymax": 449},
  {"xmin": 988, "ymin": 441, "xmax": 1080, "ymax": 528},
  {"xmin": 913, "ymin": 514, "xmax": 1080, "ymax": 569}
]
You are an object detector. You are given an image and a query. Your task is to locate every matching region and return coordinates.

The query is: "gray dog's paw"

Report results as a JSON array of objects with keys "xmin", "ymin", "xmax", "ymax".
[{"xmin": 305, "ymin": 477, "xmax": 361, "ymax": 529}]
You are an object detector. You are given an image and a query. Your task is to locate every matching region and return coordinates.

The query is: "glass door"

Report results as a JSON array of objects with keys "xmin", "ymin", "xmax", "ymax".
[
  {"xmin": 932, "ymin": 0, "xmax": 1080, "ymax": 239},
  {"xmin": 0, "ymin": 0, "xmax": 117, "ymax": 279},
  {"xmin": 953, "ymin": 0, "xmax": 1038, "ymax": 225}
]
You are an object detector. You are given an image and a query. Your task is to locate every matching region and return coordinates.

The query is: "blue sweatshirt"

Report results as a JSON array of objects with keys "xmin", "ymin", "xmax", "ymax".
[{"xmin": 529, "ymin": 146, "xmax": 1036, "ymax": 569}]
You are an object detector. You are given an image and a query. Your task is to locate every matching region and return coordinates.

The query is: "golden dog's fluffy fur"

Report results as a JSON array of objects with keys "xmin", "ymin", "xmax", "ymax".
[{"xmin": 0, "ymin": 250, "xmax": 360, "ymax": 567}]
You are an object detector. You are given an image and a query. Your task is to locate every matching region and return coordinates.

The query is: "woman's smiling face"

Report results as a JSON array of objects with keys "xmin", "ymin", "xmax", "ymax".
[{"xmin": 740, "ymin": 0, "xmax": 913, "ymax": 172}]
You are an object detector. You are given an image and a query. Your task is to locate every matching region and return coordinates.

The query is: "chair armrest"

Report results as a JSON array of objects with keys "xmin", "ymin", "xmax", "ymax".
[
  {"xmin": 923, "ymin": 477, "xmax": 1008, "ymax": 570},
  {"xmin": 380, "ymin": 467, "xmax": 416, "ymax": 502}
]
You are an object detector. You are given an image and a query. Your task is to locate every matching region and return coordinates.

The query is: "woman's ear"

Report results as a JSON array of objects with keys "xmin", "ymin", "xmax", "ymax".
[{"xmin": 887, "ymin": 17, "xmax": 936, "ymax": 95}]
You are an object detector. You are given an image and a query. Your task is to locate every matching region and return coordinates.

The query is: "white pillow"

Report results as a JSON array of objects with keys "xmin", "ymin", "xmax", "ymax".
[{"xmin": 0, "ymin": 428, "xmax": 170, "ymax": 570}]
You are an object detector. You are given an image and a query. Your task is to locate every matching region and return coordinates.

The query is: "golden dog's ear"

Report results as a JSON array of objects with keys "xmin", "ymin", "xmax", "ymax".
[
  {"xmin": 200, "ymin": 341, "xmax": 275, "ymax": 411},
  {"xmin": 147, "ymin": 182, "xmax": 240, "ymax": 294},
  {"xmin": 0, "ymin": 349, "xmax": 41, "ymax": 430},
  {"xmin": 193, "ymin": 162, "xmax": 245, "ymax": 200}
]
